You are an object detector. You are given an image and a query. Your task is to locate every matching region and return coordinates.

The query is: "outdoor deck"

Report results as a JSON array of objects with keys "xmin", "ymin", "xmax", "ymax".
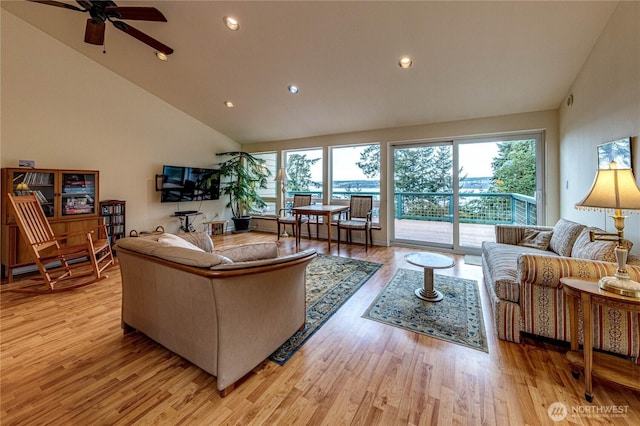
[{"xmin": 393, "ymin": 219, "xmax": 496, "ymax": 248}]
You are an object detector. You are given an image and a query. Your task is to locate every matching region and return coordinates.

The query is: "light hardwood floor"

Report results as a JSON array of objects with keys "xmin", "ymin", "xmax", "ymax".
[{"xmin": 2, "ymin": 232, "xmax": 639, "ymax": 425}]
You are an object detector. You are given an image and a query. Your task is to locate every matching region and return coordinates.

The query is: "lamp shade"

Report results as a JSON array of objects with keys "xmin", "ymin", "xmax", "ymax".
[
  {"xmin": 275, "ymin": 167, "xmax": 289, "ymax": 182},
  {"xmin": 575, "ymin": 167, "xmax": 640, "ymax": 212}
]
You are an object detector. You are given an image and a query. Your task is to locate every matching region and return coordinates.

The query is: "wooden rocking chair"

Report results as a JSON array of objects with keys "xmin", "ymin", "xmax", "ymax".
[{"xmin": 6, "ymin": 193, "xmax": 115, "ymax": 293}]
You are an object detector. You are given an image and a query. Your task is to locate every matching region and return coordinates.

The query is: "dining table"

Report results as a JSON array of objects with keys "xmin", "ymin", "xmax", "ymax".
[{"xmin": 291, "ymin": 204, "xmax": 349, "ymax": 251}]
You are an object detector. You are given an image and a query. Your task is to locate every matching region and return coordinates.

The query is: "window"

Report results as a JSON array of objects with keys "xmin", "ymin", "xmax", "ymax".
[
  {"xmin": 251, "ymin": 151, "xmax": 277, "ymax": 215},
  {"xmin": 284, "ymin": 148, "xmax": 323, "ymax": 202},
  {"xmin": 330, "ymin": 144, "xmax": 380, "ymax": 223}
]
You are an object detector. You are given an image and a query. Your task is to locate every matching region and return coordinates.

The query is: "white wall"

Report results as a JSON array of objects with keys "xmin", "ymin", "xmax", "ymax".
[
  {"xmin": 559, "ymin": 1, "xmax": 640, "ymax": 254},
  {"xmin": 1, "ymin": 11, "xmax": 240, "ymax": 234}
]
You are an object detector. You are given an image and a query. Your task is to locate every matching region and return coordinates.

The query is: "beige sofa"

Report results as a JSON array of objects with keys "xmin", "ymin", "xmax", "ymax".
[
  {"xmin": 114, "ymin": 232, "xmax": 317, "ymax": 395},
  {"xmin": 482, "ymin": 219, "xmax": 640, "ymax": 363}
]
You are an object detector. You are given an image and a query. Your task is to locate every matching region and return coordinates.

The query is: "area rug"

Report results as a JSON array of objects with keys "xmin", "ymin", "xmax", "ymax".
[
  {"xmin": 363, "ymin": 269, "xmax": 488, "ymax": 352},
  {"xmin": 269, "ymin": 254, "xmax": 382, "ymax": 365},
  {"xmin": 464, "ymin": 254, "xmax": 482, "ymax": 266}
]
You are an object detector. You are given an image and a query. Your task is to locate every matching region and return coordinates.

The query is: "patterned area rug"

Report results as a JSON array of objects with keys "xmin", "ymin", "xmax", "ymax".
[
  {"xmin": 363, "ymin": 269, "xmax": 488, "ymax": 352},
  {"xmin": 269, "ymin": 254, "xmax": 382, "ymax": 365}
]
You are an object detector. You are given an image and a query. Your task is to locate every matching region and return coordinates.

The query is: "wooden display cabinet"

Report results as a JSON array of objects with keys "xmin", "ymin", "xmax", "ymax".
[{"xmin": 1, "ymin": 168, "xmax": 102, "ymax": 281}]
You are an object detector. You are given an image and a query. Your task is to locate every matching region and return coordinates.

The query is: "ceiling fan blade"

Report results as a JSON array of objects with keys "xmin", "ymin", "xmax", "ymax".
[
  {"xmin": 26, "ymin": 0, "xmax": 86, "ymax": 12},
  {"xmin": 111, "ymin": 21, "xmax": 174, "ymax": 55},
  {"xmin": 105, "ymin": 7, "xmax": 167, "ymax": 22},
  {"xmin": 84, "ymin": 18, "xmax": 105, "ymax": 45}
]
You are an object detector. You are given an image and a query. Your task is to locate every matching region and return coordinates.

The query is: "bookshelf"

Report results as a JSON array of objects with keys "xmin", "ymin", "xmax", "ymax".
[
  {"xmin": 1, "ymin": 168, "xmax": 102, "ymax": 281},
  {"xmin": 100, "ymin": 200, "xmax": 126, "ymax": 245}
]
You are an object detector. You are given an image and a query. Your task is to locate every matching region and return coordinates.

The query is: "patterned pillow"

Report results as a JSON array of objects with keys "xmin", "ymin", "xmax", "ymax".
[
  {"xmin": 571, "ymin": 227, "xmax": 634, "ymax": 262},
  {"xmin": 518, "ymin": 229, "xmax": 553, "ymax": 250},
  {"xmin": 549, "ymin": 219, "xmax": 586, "ymax": 257}
]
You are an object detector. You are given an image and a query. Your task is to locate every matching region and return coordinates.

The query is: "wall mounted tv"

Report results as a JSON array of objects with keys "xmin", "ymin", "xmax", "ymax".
[{"xmin": 158, "ymin": 165, "xmax": 220, "ymax": 203}]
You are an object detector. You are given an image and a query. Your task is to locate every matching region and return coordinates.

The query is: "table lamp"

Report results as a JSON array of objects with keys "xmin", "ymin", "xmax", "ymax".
[{"xmin": 575, "ymin": 161, "xmax": 640, "ymax": 298}]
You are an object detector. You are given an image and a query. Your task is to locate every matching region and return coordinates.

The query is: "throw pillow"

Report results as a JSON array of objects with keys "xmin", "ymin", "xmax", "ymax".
[
  {"xmin": 518, "ymin": 229, "xmax": 553, "ymax": 250},
  {"xmin": 158, "ymin": 233, "xmax": 205, "ymax": 252},
  {"xmin": 571, "ymin": 227, "xmax": 634, "ymax": 262},
  {"xmin": 549, "ymin": 219, "xmax": 586, "ymax": 257}
]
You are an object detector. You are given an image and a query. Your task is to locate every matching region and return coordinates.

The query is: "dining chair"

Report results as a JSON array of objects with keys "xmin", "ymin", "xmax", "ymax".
[
  {"xmin": 277, "ymin": 193, "xmax": 313, "ymax": 240},
  {"xmin": 6, "ymin": 193, "xmax": 114, "ymax": 293},
  {"xmin": 337, "ymin": 195, "xmax": 373, "ymax": 251}
]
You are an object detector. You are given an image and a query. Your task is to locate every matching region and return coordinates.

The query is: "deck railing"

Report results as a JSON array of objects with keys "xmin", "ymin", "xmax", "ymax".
[
  {"xmin": 394, "ymin": 192, "xmax": 537, "ymax": 225},
  {"xmin": 282, "ymin": 190, "xmax": 537, "ymax": 225}
]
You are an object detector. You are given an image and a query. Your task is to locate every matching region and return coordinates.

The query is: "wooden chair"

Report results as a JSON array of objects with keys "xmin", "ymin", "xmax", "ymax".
[
  {"xmin": 6, "ymin": 193, "xmax": 114, "ymax": 293},
  {"xmin": 337, "ymin": 195, "xmax": 373, "ymax": 251},
  {"xmin": 277, "ymin": 194, "xmax": 313, "ymax": 240}
]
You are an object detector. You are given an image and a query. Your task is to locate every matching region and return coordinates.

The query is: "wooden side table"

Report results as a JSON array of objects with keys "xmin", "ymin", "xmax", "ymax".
[{"xmin": 561, "ymin": 277, "xmax": 640, "ymax": 402}]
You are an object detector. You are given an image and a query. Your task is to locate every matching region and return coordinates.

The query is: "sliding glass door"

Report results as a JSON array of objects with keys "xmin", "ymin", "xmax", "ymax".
[
  {"xmin": 393, "ymin": 142, "xmax": 454, "ymax": 248},
  {"xmin": 392, "ymin": 133, "xmax": 544, "ymax": 252}
]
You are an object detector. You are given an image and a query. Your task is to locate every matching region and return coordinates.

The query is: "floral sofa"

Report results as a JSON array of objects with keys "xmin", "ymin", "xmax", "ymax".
[
  {"xmin": 114, "ymin": 232, "xmax": 317, "ymax": 395},
  {"xmin": 481, "ymin": 219, "xmax": 640, "ymax": 363}
]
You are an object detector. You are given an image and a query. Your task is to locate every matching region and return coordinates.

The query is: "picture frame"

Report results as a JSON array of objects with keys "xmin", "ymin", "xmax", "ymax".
[{"xmin": 597, "ymin": 137, "xmax": 632, "ymax": 169}]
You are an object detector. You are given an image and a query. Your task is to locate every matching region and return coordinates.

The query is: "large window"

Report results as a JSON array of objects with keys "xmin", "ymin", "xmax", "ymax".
[
  {"xmin": 284, "ymin": 148, "xmax": 323, "ymax": 202},
  {"xmin": 251, "ymin": 151, "xmax": 277, "ymax": 215},
  {"xmin": 330, "ymin": 144, "xmax": 380, "ymax": 223}
]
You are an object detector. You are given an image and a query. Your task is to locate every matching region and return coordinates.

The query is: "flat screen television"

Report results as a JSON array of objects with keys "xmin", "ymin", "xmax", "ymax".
[{"xmin": 159, "ymin": 165, "xmax": 220, "ymax": 203}]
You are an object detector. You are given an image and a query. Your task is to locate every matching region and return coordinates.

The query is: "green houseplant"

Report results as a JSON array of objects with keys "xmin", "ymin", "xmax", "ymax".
[{"xmin": 213, "ymin": 151, "xmax": 270, "ymax": 232}]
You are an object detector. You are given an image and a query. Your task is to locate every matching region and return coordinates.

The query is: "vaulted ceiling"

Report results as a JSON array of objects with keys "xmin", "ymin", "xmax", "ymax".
[{"xmin": 2, "ymin": 1, "xmax": 618, "ymax": 143}]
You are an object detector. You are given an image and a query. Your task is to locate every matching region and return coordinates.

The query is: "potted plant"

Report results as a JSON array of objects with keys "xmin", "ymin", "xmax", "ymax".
[{"xmin": 213, "ymin": 151, "xmax": 270, "ymax": 232}]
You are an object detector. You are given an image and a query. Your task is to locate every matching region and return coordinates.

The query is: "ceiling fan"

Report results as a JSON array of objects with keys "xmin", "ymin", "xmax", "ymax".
[{"xmin": 27, "ymin": 0, "xmax": 174, "ymax": 55}]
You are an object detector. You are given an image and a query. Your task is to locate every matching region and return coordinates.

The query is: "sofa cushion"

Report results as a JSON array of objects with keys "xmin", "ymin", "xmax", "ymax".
[
  {"xmin": 115, "ymin": 237, "xmax": 232, "ymax": 267},
  {"xmin": 482, "ymin": 241, "xmax": 553, "ymax": 303},
  {"xmin": 213, "ymin": 242, "xmax": 279, "ymax": 262},
  {"xmin": 518, "ymin": 229, "xmax": 553, "ymax": 250},
  {"xmin": 176, "ymin": 232, "xmax": 215, "ymax": 252},
  {"xmin": 131, "ymin": 231, "xmax": 215, "ymax": 252},
  {"xmin": 154, "ymin": 247, "xmax": 232, "ymax": 267},
  {"xmin": 549, "ymin": 219, "xmax": 585, "ymax": 257},
  {"xmin": 571, "ymin": 227, "xmax": 633, "ymax": 262},
  {"xmin": 158, "ymin": 233, "xmax": 205, "ymax": 252}
]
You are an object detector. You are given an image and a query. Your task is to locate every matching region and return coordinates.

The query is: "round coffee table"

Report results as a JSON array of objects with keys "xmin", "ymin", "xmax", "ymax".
[{"xmin": 404, "ymin": 252, "xmax": 455, "ymax": 302}]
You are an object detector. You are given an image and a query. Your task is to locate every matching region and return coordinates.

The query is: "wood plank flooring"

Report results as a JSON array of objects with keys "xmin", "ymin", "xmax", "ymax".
[{"xmin": 2, "ymin": 232, "xmax": 639, "ymax": 425}]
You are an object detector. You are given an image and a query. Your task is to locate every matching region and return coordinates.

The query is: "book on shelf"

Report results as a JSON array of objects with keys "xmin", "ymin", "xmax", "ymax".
[
  {"xmin": 22, "ymin": 172, "xmax": 52, "ymax": 185},
  {"xmin": 33, "ymin": 190, "xmax": 48, "ymax": 204}
]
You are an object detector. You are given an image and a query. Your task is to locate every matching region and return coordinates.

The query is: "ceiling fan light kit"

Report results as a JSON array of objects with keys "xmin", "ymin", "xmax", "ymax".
[
  {"xmin": 84, "ymin": 18, "xmax": 105, "ymax": 45},
  {"xmin": 28, "ymin": 0, "xmax": 174, "ymax": 57}
]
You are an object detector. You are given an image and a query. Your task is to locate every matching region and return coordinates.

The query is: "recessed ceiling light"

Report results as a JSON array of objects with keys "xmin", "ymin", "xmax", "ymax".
[
  {"xmin": 155, "ymin": 51, "xmax": 168, "ymax": 61},
  {"xmin": 288, "ymin": 85, "xmax": 299, "ymax": 94},
  {"xmin": 224, "ymin": 101, "xmax": 234, "ymax": 108},
  {"xmin": 398, "ymin": 56, "xmax": 413, "ymax": 69},
  {"xmin": 223, "ymin": 16, "xmax": 239, "ymax": 31}
]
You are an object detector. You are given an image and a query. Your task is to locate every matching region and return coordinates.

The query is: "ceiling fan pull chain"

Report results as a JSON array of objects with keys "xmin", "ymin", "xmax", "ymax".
[{"xmin": 103, "ymin": 39, "xmax": 107, "ymax": 55}]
